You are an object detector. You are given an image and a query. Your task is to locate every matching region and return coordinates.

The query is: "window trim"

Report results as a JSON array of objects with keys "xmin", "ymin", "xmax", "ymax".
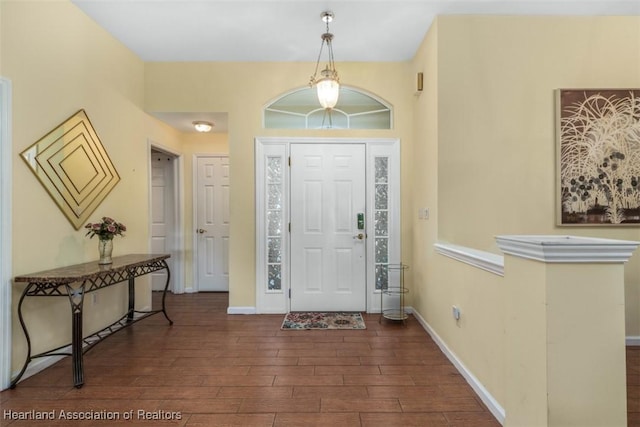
[{"xmin": 263, "ymin": 85, "xmax": 393, "ymax": 130}]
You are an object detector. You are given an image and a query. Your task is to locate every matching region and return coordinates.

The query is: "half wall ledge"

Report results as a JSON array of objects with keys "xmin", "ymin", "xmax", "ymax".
[
  {"xmin": 434, "ymin": 242, "xmax": 504, "ymax": 276},
  {"xmin": 496, "ymin": 234, "xmax": 639, "ymax": 426},
  {"xmin": 495, "ymin": 234, "xmax": 640, "ymax": 264}
]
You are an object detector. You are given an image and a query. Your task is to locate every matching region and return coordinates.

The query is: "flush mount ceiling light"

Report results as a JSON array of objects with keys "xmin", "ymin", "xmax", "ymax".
[
  {"xmin": 309, "ymin": 11, "xmax": 340, "ymax": 110},
  {"xmin": 192, "ymin": 121, "xmax": 213, "ymax": 132}
]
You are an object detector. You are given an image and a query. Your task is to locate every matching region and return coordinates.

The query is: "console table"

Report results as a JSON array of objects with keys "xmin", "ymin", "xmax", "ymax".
[{"xmin": 10, "ymin": 254, "xmax": 173, "ymax": 389}]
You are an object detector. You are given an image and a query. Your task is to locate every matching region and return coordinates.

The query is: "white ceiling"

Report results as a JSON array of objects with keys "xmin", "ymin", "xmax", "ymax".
[
  {"xmin": 73, "ymin": 0, "xmax": 640, "ymax": 62},
  {"xmin": 71, "ymin": 0, "xmax": 640, "ymax": 132}
]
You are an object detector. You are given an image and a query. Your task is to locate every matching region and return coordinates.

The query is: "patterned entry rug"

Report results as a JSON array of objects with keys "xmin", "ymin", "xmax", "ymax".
[{"xmin": 281, "ymin": 312, "xmax": 366, "ymax": 330}]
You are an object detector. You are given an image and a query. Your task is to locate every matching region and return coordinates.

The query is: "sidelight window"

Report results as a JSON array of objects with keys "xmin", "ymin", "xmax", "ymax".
[
  {"xmin": 374, "ymin": 157, "xmax": 389, "ymax": 290},
  {"xmin": 266, "ymin": 156, "xmax": 283, "ymax": 291}
]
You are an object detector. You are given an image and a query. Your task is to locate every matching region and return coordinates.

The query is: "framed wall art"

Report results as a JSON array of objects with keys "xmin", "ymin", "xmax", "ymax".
[
  {"xmin": 557, "ymin": 89, "xmax": 640, "ymax": 225},
  {"xmin": 21, "ymin": 110, "xmax": 120, "ymax": 230}
]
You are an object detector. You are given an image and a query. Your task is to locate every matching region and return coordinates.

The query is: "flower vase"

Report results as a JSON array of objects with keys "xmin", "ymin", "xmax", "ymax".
[{"xmin": 98, "ymin": 238, "xmax": 113, "ymax": 265}]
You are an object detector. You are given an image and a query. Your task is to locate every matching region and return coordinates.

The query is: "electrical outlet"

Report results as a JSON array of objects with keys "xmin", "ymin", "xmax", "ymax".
[{"xmin": 452, "ymin": 305, "xmax": 461, "ymax": 320}]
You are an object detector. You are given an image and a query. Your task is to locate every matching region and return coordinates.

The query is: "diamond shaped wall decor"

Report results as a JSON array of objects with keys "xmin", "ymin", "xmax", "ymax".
[{"xmin": 21, "ymin": 110, "xmax": 120, "ymax": 229}]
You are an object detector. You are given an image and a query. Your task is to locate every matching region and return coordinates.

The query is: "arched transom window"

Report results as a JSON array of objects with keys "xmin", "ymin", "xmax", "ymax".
[{"xmin": 264, "ymin": 86, "xmax": 392, "ymax": 130}]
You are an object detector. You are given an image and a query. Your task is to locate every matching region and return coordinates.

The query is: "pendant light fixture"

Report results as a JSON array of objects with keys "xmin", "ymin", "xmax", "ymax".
[{"xmin": 309, "ymin": 11, "xmax": 340, "ymax": 110}]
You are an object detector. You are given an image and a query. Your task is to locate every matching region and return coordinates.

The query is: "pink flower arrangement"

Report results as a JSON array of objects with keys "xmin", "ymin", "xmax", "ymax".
[{"xmin": 84, "ymin": 216, "xmax": 126, "ymax": 240}]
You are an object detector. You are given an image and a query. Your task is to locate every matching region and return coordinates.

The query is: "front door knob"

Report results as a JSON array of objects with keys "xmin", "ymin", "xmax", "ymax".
[{"xmin": 197, "ymin": 228, "xmax": 207, "ymax": 234}]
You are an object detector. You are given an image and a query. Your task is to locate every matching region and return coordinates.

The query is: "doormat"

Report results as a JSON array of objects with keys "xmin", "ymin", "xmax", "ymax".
[{"xmin": 281, "ymin": 312, "xmax": 366, "ymax": 330}]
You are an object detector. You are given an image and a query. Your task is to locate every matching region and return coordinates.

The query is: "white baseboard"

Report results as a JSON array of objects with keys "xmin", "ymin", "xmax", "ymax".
[
  {"xmin": 12, "ymin": 348, "xmax": 70, "ymax": 386},
  {"xmin": 411, "ymin": 308, "xmax": 506, "ymax": 425},
  {"xmin": 227, "ymin": 306, "xmax": 256, "ymax": 315},
  {"xmin": 627, "ymin": 336, "xmax": 640, "ymax": 346}
]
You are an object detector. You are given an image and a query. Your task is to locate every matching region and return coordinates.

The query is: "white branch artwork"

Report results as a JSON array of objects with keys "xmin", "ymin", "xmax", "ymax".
[{"xmin": 559, "ymin": 90, "xmax": 640, "ymax": 225}]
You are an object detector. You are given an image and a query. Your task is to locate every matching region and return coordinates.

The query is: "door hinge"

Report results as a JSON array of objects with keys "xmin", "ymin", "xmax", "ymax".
[
  {"xmin": 288, "ymin": 288, "xmax": 291, "ymax": 298},
  {"xmin": 288, "ymin": 222, "xmax": 291, "ymax": 232},
  {"xmin": 288, "ymin": 156, "xmax": 291, "ymax": 167}
]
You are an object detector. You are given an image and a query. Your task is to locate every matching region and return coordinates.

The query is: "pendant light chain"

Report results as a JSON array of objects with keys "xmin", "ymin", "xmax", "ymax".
[
  {"xmin": 309, "ymin": 11, "xmax": 341, "ymax": 111},
  {"xmin": 311, "ymin": 33, "xmax": 327, "ymax": 82},
  {"xmin": 325, "ymin": 18, "xmax": 337, "ymax": 77}
]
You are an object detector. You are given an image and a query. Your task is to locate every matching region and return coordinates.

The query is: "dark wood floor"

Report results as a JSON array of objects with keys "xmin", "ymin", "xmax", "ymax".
[{"xmin": 2, "ymin": 292, "xmax": 639, "ymax": 426}]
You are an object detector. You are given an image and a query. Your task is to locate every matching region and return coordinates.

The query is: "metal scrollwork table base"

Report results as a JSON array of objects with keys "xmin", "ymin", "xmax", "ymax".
[{"xmin": 11, "ymin": 254, "xmax": 173, "ymax": 389}]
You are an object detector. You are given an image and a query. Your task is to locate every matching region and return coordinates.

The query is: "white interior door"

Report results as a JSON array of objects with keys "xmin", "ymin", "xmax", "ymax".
[
  {"xmin": 150, "ymin": 151, "xmax": 175, "ymax": 291},
  {"xmin": 290, "ymin": 144, "xmax": 366, "ymax": 312},
  {"xmin": 196, "ymin": 156, "xmax": 230, "ymax": 291}
]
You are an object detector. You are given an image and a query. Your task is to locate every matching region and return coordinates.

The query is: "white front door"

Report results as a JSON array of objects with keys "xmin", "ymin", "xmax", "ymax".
[
  {"xmin": 290, "ymin": 144, "xmax": 366, "ymax": 311},
  {"xmin": 196, "ymin": 156, "xmax": 230, "ymax": 291},
  {"xmin": 150, "ymin": 151, "xmax": 176, "ymax": 291}
]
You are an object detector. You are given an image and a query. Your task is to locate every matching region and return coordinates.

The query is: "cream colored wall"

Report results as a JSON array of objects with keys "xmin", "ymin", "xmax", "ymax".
[
  {"xmin": 436, "ymin": 15, "xmax": 640, "ymax": 330},
  {"xmin": 503, "ymin": 255, "xmax": 547, "ymax": 425},
  {"xmin": 545, "ymin": 263, "xmax": 627, "ymax": 426},
  {"xmin": 144, "ymin": 62, "xmax": 414, "ymax": 308},
  {"xmin": 410, "ymin": 21, "xmax": 439, "ymax": 324},
  {"xmin": 2, "ymin": 1, "xmax": 181, "ymax": 372},
  {"xmin": 410, "ymin": 15, "xmax": 640, "ymax": 416},
  {"xmin": 504, "ymin": 256, "xmax": 627, "ymax": 426},
  {"xmin": 411, "ymin": 18, "xmax": 508, "ymax": 407},
  {"xmin": 437, "ymin": 16, "xmax": 640, "ymax": 249}
]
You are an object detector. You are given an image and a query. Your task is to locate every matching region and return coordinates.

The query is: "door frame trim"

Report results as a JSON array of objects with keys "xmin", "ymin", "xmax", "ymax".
[
  {"xmin": 0, "ymin": 78, "xmax": 12, "ymax": 390},
  {"xmin": 254, "ymin": 137, "xmax": 401, "ymax": 314},
  {"xmin": 192, "ymin": 153, "xmax": 230, "ymax": 293},
  {"xmin": 148, "ymin": 141, "xmax": 184, "ymax": 294}
]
